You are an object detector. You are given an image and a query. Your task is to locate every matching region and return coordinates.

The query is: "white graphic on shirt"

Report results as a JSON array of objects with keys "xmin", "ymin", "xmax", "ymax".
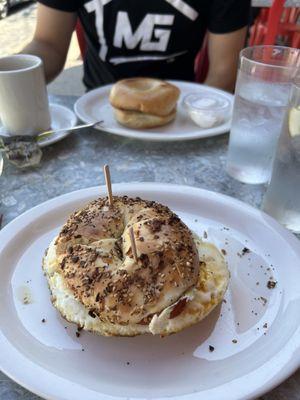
[
  {"xmin": 113, "ymin": 12, "xmax": 174, "ymax": 52},
  {"xmin": 85, "ymin": 0, "xmax": 197, "ymax": 64},
  {"xmin": 165, "ymin": 0, "xmax": 198, "ymax": 21},
  {"xmin": 85, "ymin": 0, "xmax": 112, "ymax": 61},
  {"xmin": 110, "ymin": 50, "xmax": 187, "ymax": 65}
]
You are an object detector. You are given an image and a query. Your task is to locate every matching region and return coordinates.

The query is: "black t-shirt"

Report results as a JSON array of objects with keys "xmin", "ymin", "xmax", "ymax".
[{"xmin": 38, "ymin": 0, "xmax": 250, "ymax": 89}]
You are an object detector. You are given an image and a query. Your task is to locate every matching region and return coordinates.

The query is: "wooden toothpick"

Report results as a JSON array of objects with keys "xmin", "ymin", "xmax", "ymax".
[
  {"xmin": 129, "ymin": 226, "xmax": 138, "ymax": 263},
  {"xmin": 103, "ymin": 164, "xmax": 113, "ymax": 206}
]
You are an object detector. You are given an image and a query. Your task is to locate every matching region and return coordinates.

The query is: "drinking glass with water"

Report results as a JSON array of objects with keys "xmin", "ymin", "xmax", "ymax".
[
  {"xmin": 262, "ymin": 77, "xmax": 300, "ymax": 233},
  {"xmin": 226, "ymin": 46, "xmax": 300, "ymax": 184}
]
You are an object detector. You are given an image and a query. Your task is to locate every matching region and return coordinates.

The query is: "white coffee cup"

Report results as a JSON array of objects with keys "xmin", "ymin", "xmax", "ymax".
[{"xmin": 0, "ymin": 54, "xmax": 51, "ymax": 136}]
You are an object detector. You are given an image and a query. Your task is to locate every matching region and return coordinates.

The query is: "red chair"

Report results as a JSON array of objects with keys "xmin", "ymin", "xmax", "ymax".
[
  {"xmin": 249, "ymin": 0, "xmax": 300, "ymax": 46},
  {"xmin": 76, "ymin": 21, "xmax": 86, "ymax": 57},
  {"xmin": 75, "ymin": 21, "xmax": 209, "ymax": 83},
  {"xmin": 194, "ymin": 34, "xmax": 209, "ymax": 83},
  {"xmin": 249, "ymin": 8, "xmax": 271, "ymax": 46},
  {"xmin": 278, "ymin": 7, "xmax": 300, "ymax": 47}
]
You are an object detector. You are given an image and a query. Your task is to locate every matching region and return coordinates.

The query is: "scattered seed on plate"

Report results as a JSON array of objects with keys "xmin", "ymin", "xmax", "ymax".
[
  {"xmin": 242, "ymin": 247, "xmax": 250, "ymax": 255},
  {"xmin": 267, "ymin": 280, "xmax": 277, "ymax": 289},
  {"xmin": 260, "ymin": 297, "xmax": 267, "ymax": 306}
]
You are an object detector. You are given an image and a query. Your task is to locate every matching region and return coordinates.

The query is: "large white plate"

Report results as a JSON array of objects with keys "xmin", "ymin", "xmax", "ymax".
[
  {"xmin": 0, "ymin": 183, "xmax": 300, "ymax": 400},
  {"xmin": 74, "ymin": 81, "xmax": 233, "ymax": 141},
  {"xmin": 0, "ymin": 104, "xmax": 77, "ymax": 147}
]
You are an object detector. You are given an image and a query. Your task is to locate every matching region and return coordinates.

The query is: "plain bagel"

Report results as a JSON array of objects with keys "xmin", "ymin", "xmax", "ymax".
[
  {"xmin": 43, "ymin": 196, "xmax": 229, "ymax": 336},
  {"xmin": 113, "ymin": 108, "xmax": 177, "ymax": 129},
  {"xmin": 109, "ymin": 78, "xmax": 180, "ymax": 117}
]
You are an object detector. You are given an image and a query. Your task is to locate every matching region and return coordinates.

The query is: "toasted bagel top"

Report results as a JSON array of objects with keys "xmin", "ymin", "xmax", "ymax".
[
  {"xmin": 54, "ymin": 196, "xmax": 199, "ymax": 325},
  {"xmin": 109, "ymin": 78, "xmax": 180, "ymax": 117}
]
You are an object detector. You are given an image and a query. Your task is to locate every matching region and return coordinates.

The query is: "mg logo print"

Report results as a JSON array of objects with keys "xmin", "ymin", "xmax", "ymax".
[
  {"xmin": 113, "ymin": 12, "xmax": 174, "ymax": 52},
  {"xmin": 85, "ymin": 0, "xmax": 198, "ymax": 64}
]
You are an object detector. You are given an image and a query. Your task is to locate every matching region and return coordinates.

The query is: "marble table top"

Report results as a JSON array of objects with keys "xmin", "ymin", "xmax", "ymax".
[{"xmin": 0, "ymin": 95, "xmax": 299, "ymax": 400}]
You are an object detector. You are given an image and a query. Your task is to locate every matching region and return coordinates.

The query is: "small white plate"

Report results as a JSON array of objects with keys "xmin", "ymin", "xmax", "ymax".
[
  {"xmin": 74, "ymin": 81, "xmax": 233, "ymax": 141},
  {"xmin": 0, "ymin": 104, "xmax": 77, "ymax": 147},
  {"xmin": 0, "ymin": 183, "xmax": 300, "ymax": 400}
]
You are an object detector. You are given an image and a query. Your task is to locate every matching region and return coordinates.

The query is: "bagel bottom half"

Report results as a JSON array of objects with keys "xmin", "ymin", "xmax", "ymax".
[
  {"xmin": 113, "ymin": 107, "xmax": 176, "ymax": 129},
  {"xmin": 43, "ymin": 234, "xmax": 229, "ymax": 337}
]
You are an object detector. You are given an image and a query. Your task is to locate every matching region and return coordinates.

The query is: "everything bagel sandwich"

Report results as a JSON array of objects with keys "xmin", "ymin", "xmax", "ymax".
[{"xmin": 43, "ymin": 196, "xmax": 229, "ymax": 336}]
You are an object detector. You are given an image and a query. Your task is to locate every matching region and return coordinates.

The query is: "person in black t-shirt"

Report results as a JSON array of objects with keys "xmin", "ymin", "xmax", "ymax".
[{"xmin": 22, "ymin": 0, "xmax": 250, "ymax": 92}]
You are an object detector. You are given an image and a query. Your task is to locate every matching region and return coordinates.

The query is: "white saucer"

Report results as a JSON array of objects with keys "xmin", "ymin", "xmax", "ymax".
[
  {"xmin": 74, "ymin": 81, "xmax": 234, "ymax": 142},
  {"xmin": 0, "ymin": 104, "xmax": 77, "ymax": 147}
]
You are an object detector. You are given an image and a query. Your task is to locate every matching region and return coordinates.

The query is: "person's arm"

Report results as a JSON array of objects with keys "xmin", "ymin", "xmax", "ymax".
[
  {"xmin": 204, "ymin": 27, "xmax": 247, "ymax": 93},
  {"xmin": 21, "ymin": 3, "xmax": 77, "ymax": 83}
]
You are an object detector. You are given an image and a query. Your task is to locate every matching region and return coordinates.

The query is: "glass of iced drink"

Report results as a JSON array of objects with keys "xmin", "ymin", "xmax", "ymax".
[
  {"xmin": 262, "ymin": 76, "xmax": 300, "ymax": 233},
  {"xmin": 226, "ymin": 46, "xmax": 300, "ymax": 184}
]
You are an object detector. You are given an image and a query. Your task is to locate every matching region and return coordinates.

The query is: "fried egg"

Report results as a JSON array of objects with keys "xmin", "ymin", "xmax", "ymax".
[{"xmin": 43, "ymin": 234, "xmax": 229, "ymax": 336}]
